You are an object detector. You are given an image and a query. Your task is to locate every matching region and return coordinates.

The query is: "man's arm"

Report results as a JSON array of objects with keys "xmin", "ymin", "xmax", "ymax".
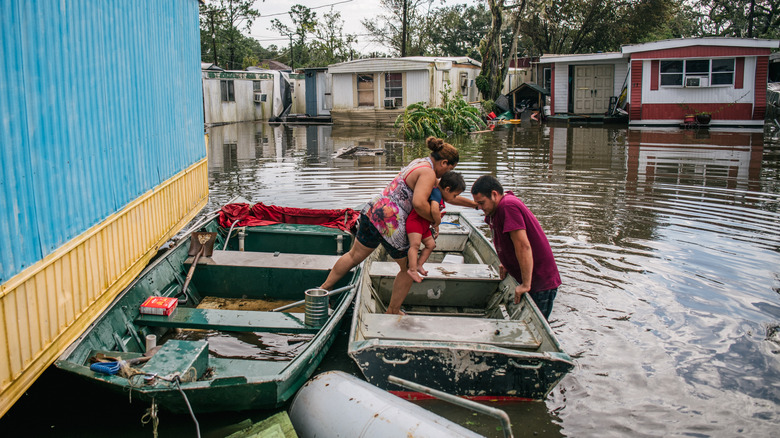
[
  {"xmin": 509, "ymin": 229, "xmax": 533, "ymax": 304},
  {"xmin": 447, "ymin": 195, "xmax": 478, "ymax": 209}
]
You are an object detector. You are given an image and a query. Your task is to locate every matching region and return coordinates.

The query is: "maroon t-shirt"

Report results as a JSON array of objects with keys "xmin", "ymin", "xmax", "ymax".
[{"xmin": 485, "ymin": 192, "xmax": 561, "ymax": 292}]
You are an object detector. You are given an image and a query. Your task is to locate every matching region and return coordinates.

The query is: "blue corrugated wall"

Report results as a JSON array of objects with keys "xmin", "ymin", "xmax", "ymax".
[{"xmin": 0, "ymin": 0, "xmax": 204, "ymax": 283}]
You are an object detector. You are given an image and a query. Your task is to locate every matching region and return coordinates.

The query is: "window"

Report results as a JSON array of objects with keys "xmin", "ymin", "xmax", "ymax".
[
  {"xmin": 220, "ymin": 80, "xmax": 235, "ymax": 102},
  {"xmin": 543, "ymin": 68, "xmax": 552, "ymax": 91},
  {"xmin": 385, "ymin": 73, "xmax": 402, "ymax": 99},
  {"xmin": 660, "ymin": 59, "xmax": 735, "ymax": 87},
  {"xmin": 357, "ymin": 74, "xmax": 374, "ymax": 107},
  {"xmin": 253, "ymin": 80, "xmax": 262, "ymax": 91},
  {"xmin": 711, "ymin": 59, "xmax": 735, "ymax": 85},
  {"xmin": 660, "ymin": 61, "xmax": 683, "ymax": 86}
]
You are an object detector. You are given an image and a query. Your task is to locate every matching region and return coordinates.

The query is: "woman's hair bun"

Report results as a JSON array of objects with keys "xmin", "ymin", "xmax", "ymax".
[{"xmin": 426, "ymin": 136, "xmax": 444, "ymax": 152}]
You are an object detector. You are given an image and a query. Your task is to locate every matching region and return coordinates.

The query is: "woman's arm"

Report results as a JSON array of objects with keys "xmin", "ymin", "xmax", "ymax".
[{"xmin": 410, "ymin": 169, "xmax": 436, "ymax": 222}]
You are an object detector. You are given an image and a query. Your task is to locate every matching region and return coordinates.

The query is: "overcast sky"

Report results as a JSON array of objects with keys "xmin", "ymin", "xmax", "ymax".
[{"xmin": 249, "ymin": 0, "xmax": 478, "ymax": 55}]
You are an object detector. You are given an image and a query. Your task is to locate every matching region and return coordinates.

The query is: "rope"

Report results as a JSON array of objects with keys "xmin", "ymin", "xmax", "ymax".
[
  {"xmin": 174, "ymin": 376, "xmax": 201, "ymax": 438},
  {"xmin": 140, "ymin": 398, "xmax": 159, "ymax": 438},
  {"xmin": 127, "ymin": 371, "xmax": 201, "ymax": 437}
]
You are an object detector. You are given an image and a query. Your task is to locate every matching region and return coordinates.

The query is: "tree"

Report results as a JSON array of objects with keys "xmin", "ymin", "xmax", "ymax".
[
  {"xmin": 362, "ymin": 0, "xmax": 437, "ymax": 56},
  {"xmin": 200, "ymin": 0, "xmax": 262, "ymax": 69},
  {"xmin": 705, "ymin": 0, "xmax": 780, "ymax": 39},
  {"xmin": 476, "ymin": 0, "xmax": 526, "ymax": 101},
  {"xmin": 517, "ymin": 0, "xmax": 690, "ymax": 55},
  {"xmin": 429, "ymin": 4, "xmax": 496, "ymax": 60},
  {"xmin": 309, "ymin": 8, "xmax": 358, "ymax": 66},
  {"xmin": 271, "ymin": 4, "xmax": 317, "ymax": 69}
]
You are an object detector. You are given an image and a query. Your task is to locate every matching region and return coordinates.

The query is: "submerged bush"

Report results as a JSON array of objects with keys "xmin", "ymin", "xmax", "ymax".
[{"xmin": 395, "ymin": 81, "xmax": 486, "ymax": 140}]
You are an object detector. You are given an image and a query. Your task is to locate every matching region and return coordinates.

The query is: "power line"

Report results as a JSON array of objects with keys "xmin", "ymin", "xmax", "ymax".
[
  {"xmin": 249, "ymin": 32, "xmax": 373, "ymax": 40},
  {"xmin": 258, "ymin": 0, "xmax": 354, "ymax": 18}
]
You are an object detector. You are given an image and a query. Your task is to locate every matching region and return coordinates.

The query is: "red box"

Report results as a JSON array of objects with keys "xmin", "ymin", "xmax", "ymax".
[{"xmin": 139, "ymin": 296, "xmax": 178, "ymax": 316}]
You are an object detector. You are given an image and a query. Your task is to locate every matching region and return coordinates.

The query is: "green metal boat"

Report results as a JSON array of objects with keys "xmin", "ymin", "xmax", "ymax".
[
  {"xmin": 348, "ymin": 212, "xmax": 574, "ymax": 400},
  {"xmin": 55, "ymin": 202, "xmax": 361, "ymax": 413}
]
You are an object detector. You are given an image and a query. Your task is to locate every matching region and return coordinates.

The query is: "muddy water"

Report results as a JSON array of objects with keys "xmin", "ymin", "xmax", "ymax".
[{"xmin": 2, "ymin": 121, "xmax": 779, "ymax": 437}]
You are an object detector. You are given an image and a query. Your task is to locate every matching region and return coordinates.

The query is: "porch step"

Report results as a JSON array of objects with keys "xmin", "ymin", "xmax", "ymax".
[
  {"xmin": 369, "ymin": 262, "xmax": 500, "ymax": 308},
  {"xmin": 135, "ymin": 308, "xmax": 319, "ymax": 333}
]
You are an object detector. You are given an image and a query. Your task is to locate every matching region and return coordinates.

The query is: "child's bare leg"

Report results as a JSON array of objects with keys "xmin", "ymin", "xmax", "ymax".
[
  {"xmin": 417, "ymin": 235, "xmax": 436, "ymax": 276},
  {"xmin": 406, "ymin": 232, "xmax": 424, "ymax": 282}
]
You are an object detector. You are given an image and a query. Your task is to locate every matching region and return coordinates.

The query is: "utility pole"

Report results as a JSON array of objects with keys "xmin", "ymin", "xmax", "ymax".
[
  {"xmin": 289, "ymin": 34, "xmax": 294, "ymax": 70},
  {"xmin": 401, "ymin": 0, "xmax": 408, "ymax": 57},
  {"xmin": 210, "ymin": 9, "xmax": 218, "ymax": 65},
  {"xmin": 747, "ymin": 0, "xmax": 755, "ymax": 38}
]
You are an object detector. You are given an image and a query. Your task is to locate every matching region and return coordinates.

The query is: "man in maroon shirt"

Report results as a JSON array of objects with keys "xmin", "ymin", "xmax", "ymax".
[{"xmin": 471, "ymin": 175, "xmax": 561, "ymax": 320}]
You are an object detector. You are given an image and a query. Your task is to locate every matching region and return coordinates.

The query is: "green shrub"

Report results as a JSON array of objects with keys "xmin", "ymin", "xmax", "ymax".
[
  {"xmin": 482, "ymin": 99, "xmax": 495, "ymax": 114},
  {"xmin": 395, "ymin": 81, "xmax": 486, "ymax": 140}
]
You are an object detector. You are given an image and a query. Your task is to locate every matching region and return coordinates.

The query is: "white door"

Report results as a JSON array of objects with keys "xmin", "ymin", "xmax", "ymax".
[
  {"xmin": 592, "ymin": 65, "xmax": 614, "ymax": 113},
  {"xmin": 574, "ymin": 65, "xmax": 614, "ymax": 114},
  {"xmin": 574, "ymin": 66, "xmax": 594, "ymax": 113}
]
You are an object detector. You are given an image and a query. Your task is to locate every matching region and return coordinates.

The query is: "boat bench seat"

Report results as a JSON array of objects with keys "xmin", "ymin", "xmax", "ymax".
[
  {"xmin": 185, "ymin": 250, "xmax": 346, "ymax": 299},
  {"xmin": 187, "ymin": 250, "xmax": 341, "ymax": 270},
  {"xmin": 369, "ymin": 262, "xmax": 500, "ymax": 308},
  {"xmin": 141, "ymin": 339, "xmax": 209, "ymax": 380},
  {"xmin": 359, "ymin": 313, "xmax": 541, "ymax": 349},
  {"xmin": 136, "ymin": 308, "xmax": 318, "ymax": 333}
]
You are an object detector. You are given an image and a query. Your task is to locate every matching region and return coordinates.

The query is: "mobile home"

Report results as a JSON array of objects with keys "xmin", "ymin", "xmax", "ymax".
[
  {"xmin": 327, "ymin": 57, "xmax": 481, "ymax": 126},
  {"xmin": 622, "ymin": 37, "xmax": 779, "ymax": 127}
]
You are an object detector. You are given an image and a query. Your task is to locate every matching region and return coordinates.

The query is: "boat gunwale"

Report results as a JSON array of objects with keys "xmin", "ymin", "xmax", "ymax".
[
  {"xmin": 347, "ymin": 210, "xmax": 574, "ymax": 395},
  {"xmin": 54, "ymin": 205, "xmax": 362, "ymax": 411}
]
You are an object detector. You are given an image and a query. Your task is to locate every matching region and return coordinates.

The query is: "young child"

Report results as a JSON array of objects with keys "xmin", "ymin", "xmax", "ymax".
[{"xmin": 406, "ymin": 171, "xmax": 467, "ymax": 282}]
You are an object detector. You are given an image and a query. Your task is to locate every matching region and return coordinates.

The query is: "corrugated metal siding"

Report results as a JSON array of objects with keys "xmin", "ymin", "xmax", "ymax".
[
  {"xmin": 614, "ymin": 62, "xmax": 629, "ymax": 96},
  {"xmin": 0, "ymin": 0, "xmax": 204, "ymax": 283},
  {"xmin": 406, "ymin": 70, "xmax": 430, "ymax": 105},
  {"xmin": 329, "ymin": 58, "xmax": 433, "ymax": 74},
  {"xmin": 1, "ymin": 0, "xmax": 206, "ymax": 416},
  {"xmin": 629, "ymin": 60, "xmax": 643, "ymax": 120}
]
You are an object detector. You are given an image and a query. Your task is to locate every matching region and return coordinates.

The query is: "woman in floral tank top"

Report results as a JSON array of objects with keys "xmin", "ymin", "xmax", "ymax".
[{"xmin": 320, "ymin": 137, "xmax": 477, "ymax": 314}]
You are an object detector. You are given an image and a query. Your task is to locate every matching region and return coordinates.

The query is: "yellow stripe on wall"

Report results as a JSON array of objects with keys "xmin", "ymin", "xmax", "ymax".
[{"xmin": 0, "ymin": 155, "xmax": 208, "ymax": 417}]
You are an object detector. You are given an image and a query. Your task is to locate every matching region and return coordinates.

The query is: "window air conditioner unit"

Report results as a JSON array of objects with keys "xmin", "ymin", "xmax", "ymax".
[
  {"xmin": 254, "ymin": 92, "xmax": 267, "ymax": 103},
  {"xmin": 685, "ymin": 77, "xmax": 708, "ymax": 87},
  {"xmin": 384, "ymin": 98, "xmax": 395, "ymax": 109},
  {"xmin": 394, "ymin": 97, "xmax": 403, "ymax": 108}
]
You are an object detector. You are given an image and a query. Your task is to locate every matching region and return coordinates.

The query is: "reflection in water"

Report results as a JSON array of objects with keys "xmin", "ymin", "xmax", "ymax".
[
  {"xmin": 4, "ymin": 122, "xmax": 778, "ymax": 437},
  {"xmin": 198, "ymin": 122, "xmax": 780, "ymax": 437},
  {"xmin": 174, "ymin": 330, "xmax": 313, "ymax": 361}
]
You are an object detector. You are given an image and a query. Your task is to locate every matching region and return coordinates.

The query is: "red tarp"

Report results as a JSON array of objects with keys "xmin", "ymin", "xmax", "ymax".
[{"xmin": 218, "ymin": 203, "xmax": 360, "ymax": 233}]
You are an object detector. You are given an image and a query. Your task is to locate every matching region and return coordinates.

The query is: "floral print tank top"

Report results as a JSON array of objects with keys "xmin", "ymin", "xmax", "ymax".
[{"xmin": 364, "ymin": 157, "xmax": 433, "ymax": 251}]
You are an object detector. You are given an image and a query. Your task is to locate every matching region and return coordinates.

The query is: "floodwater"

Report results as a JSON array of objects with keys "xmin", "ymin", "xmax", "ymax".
[{"xmin": 2, "ymin": 121, "xmax": 780, "ymax": 437}]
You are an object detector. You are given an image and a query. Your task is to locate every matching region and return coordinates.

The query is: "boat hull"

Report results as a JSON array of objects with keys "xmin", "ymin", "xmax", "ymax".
[
  {"xmin": 347, "ymin": 212, "xmax": 573, "ymax": 400},
  {"xmin": 350, "ymin": 341, "xmax": 572, "ymax": 400},
  {"xmin": 55, "ymin": 203, "xmax": 361, "ymax": 413}
]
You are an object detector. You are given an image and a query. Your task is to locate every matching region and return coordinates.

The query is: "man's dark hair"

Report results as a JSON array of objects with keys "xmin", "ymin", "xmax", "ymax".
[
  {"xmin": 471, "ymin": 174, "xmax": 504, "ymax": 197},
  {"xmin": 439, "ymin": 171, "xmax": 466, "ymax": 192}
]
